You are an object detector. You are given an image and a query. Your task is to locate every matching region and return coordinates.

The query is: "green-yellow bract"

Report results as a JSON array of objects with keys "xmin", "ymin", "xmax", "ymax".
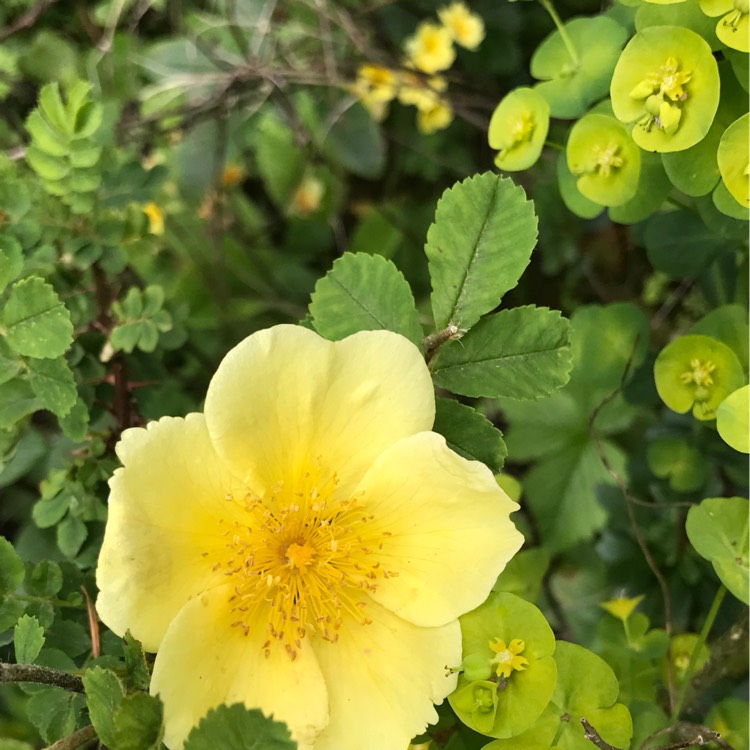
[
  {"xmin": 610, "ymin": 26, "xmax": 720, "ymax": 152},
  {"xmin": 700, "ymin": 0, "xmax": 749, "ymax": 51},
  {"xmin": 95, "ymin": 324, "xmax": 523, "ymax": 750},
  {"xmin": 717, "ymin": 113, "xmax": 749, "ymax": 208},
  {"xmin": 488, "ymin": 87, "xmax": 549, "ymax": 171},
  {"xmin": 654, "ymin": 334, "xmax": 746, "ymax": 420},
  {"xmin": 566, "ymin": 114, "xmax": 641, "ymax": 206}
]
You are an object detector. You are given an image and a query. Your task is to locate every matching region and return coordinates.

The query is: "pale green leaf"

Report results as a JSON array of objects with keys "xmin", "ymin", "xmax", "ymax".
[
  {"xmin": 309, "ymin": 253, "xmax": 423, "ymax": 345},
  {"xmin": 426, "ymin": 173, "xmax": 538, "ymax": 330},
  {"xmin": 13, "ymin": 614, "xmax": 45, "ymax": 664},
  {"xmin": 3, "ymin": 277, "xmax": 73, "ymax": 359},
  {"xmin": 26, "ymin": 357, "xmax": 77, "ymax": 417},
  {"xmin": 83, "ymin": 667, "xmax": 125, "ymax": 748},
  {"xmin": 431, "ymin": 307, "xmax": 571, "ymax": 400}
]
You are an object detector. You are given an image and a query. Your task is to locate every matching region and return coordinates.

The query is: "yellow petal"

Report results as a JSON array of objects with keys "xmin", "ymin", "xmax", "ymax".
[
  {"xmin": 96, "ymin": 414, "xmax": 245, "ymax": 651},
  {"xmin": 311, "ymin": 596, "xmax": 460, "ymax": 750},
  {"xmin": 356, "ymin": 432, "xmax": 522, "ymax": 627},
  {"xmin": 151, "ymin": 584, "xmax": 329, "ymax": 750},
  {"xmin": 204, "ymin": 325, "xmax": 434, "ymax": 497}
]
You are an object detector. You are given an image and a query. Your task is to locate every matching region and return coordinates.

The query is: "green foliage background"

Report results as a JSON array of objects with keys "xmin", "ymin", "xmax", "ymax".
[{"xmin": 0, "ymin": 0, "xmax": 747, "ymax": 749}]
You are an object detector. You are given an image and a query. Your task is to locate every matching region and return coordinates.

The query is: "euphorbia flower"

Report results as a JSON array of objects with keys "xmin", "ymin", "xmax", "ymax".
[
  {"xmin": 96, "ymin": 325, "xmax": 522, "ymax": 749},
  {"xmin": 700, "ymin": 0, "xmax": 749, "ymax": 52},
  {"xmin": 610, "ymin": 27, "xmax": 720, "ymax": 152}
]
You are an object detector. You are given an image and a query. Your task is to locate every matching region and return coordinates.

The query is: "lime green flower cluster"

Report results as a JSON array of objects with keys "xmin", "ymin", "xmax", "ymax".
[
  {"xmin": 448, "ymin": 592, "xmax": 632, "ymax": 746},
  {"xmin": 350, "ymin": 2, "xmax": 485, "ymax": 135},
  {"xmin": 486, "ymin": 0, "xmax": 748, "ymax": 223}
]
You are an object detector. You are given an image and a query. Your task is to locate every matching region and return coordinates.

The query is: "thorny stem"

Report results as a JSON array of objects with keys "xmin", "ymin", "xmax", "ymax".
[
  {"xmin": 671, "ymin": 586, "xmax": 727, "ymax": 721},
  {"xmin": 0, "ymin": 662, "xmax": 84, "ymax": 692},
  {"xmin": 584, "ymin": 718, "xmax": 729, "ymax": 750},
  {"xmin": 537, "ymin": 0, "xmax": 580, "ymax": 67},
  {"xmin": 424, "ymin": 324, "xmax": 463, "ymax": 364}
]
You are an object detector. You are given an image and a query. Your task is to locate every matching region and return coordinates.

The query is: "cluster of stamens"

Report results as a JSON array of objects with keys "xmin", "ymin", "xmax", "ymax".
[
  {"xmin": 203, "ymin": 469, "xmax": 396, "ymax": 660},
  {"xmin": 630, "ymin": 57, "xmax": 691, "ymax": 135},
  {"xmin": 498, "ymin": 111, "xmax": 535, "ymax": 160}
]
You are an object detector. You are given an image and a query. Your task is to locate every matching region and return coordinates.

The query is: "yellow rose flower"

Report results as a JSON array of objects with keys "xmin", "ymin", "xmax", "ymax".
[
  {"xmin": 404, "ymin": 22, "xmax": 456, "ymax": 74},
  {"xmin": 96, "ymin": 325, "xmax": 522, "ymax": 750},
  {"xmin": 438, "ymin": 2, "xmax": 485, "ymax": 50}
]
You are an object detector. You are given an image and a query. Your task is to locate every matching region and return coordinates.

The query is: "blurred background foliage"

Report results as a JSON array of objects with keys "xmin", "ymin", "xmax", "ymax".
[{"xmin": 0, "ymin": 0, "xmax": 747, "ymax": 748}]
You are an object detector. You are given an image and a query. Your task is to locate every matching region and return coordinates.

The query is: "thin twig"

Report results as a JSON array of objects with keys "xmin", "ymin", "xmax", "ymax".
[
  {"xmin": 581, "ymin": 718, "xmax": 623, "ymax": 750},
  {"xmin": 43, "ymin": 725, "xmax": 97, "ymax": 750},
  {"xmin": 0, "ymin": 0, "xmax": 59, "ymax": 42},
  {"xmin": 588, "ymin": 336, "xmax": 677, "ymax": 713},
  {"xmin": 0, "ymin": 662, "xmax": 84, "ymax": 692}
]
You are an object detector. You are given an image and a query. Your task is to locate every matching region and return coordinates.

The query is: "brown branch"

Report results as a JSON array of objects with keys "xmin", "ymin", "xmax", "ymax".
[
  {"xmin": 581, "ymin": 718, "xmax": 623, "ymax": 750},
  {"xmin": 43, "ymin": 725, "xmax": 97, "ymax": 750},
  {"xmin": 0, "ymin": 0, "xmax": 60, "ymax": 42},
  {"xmin": 0, "ymin": 662, "xmax": 84, "ymax": 692}
]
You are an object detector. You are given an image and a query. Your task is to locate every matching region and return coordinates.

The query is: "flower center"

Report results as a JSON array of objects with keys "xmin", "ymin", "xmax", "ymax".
[
  {"xmin": 680, "ymin": 358, "xmax": 716, "ymax": 389},
  {"xmin": 488, "ymin": 637, "xmax": 529, "ymax": 679},
  {"xmin": 630, "ymin": 57, "xmax": 691, "ymax": 135},
  {"xmin": 209, "ymin": 472, "xmax": 396, "ymax": 660},
  {"xmin": 592, "ymin": 142, "xmax": 624, "ymax": 177},
  {"xmin": 498, "ymin": 112, "xmax": 535, "ymax": 160}
]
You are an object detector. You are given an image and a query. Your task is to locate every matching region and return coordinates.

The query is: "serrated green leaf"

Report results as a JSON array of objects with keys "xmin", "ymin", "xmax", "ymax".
[
  {"xmin": 25, "ymin": 109, "xmax": 70, "ymax": 157},
  {"xmin": 123, "ymin": 631, "xmax": 151, "ymax": 692},
  {"xmin": 686, "ymin": 497, "xmax": 749, "ymax": 604},
  {"xmin": 25, "ymin": 146, "xmax": 70, "ymax": 181},
  {"xmin": 83, "ymin": 667, "xmax": 125, "ymax": 748},
  {"xmin": 25, "ymin": 560, "xmax": 63, "ymax": 598},
  {"xmin": 64, "ymin": 80, "xmax": 93, "ymax": 121},
  {"xmin": 0, "ymin": 536, "xmax": 25, "ymax": 595},
  {"xmin": 433, "ymin": 398, "xmax": 507, "ymax": 473},
  {"xmin": 0, "ymin": 337, "xmax": 22, "ymax": 385},
  {"xmin": 184, "ymin": 704, "xmax": 295, "ymax": 750},
  {"xmin": 69, "ymin": 143, "xmax": 102, "ymax": 169},
  {"xmin": 73, "ymin": 101, "xmax": 103, "ymax": 139},
  {"xmin": 431, "ymin": 307, "xmax": 571, "ymax": 400},
  {"xmin": 0, "ymin": 597, "xmax": 27, "ymax": 633},
  {"xmin": 309, "ymin": 253, "xmax": 423, "ymax": 345},
  {"xmin": 0, "ymin": 236, "xmax": 23, "ymax": 294},
  {"xmin": 3, "ymin": 277, "xmax": 73, "ymax": 359},
  {"xmin": 26, "ymin": 357, "xmax": 77, "ymax": 417},
  {"xmin": 0, "ymin": 179, "xmax": 31, "ymax": 219},
  {"xmin": 426, "ymin": 173, "xmax": 538, "ymax": 330},
  {"xmin": 68, "ymin": 168, "xmax": 100, "ymax": 193},
  {"xmin": 113, "ymin": 693, "xmax": 163, "ymax": 750},
  {"xmin": 25, "ymin": 687, "xmax": 82, "ymax": 744},
  {"xmin": 14, "ymin": 614, "xmax": 45, "ymax": 664},
  {"xmin": 0, "ymin": 379, "xmax": 40, "ymax": 428},
  {"xmin": 56, "ymin": 515, "xmax": 87, "ymax": 558}
]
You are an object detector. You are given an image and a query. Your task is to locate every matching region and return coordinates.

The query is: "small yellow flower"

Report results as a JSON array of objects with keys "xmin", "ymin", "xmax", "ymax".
[
  {"xmin": 404, "ymin": 22, "xmax": 456, "ymax": 74},
  {"xmin": 350, "ymin": 66, "xmax": 397, "ymax": 121},
  {"xmin": 220, "ymin": 164, "xmax": 245, "ymax": 189},
  {"xmin": 417, "ymin": 100, "xmax": 454, "ymax": 134},
  {"xmin": 489, "ymin": 637, "xmax": 529, "ymax": 679},
  {"xmin": 438, "ymin": 2, "xmax": 485, "ymax": 50},
  {"xmin": 96, "ymin": 325, "xmax": 523, "ymax": 750},
  {"xmin": 397, "ymin": 73, "xmax": 447, "ymax": 110},
  {"xmin": 291, "ymin": 176, "xmax": 325, "ymax": 216},
  {"xmin": 143, "ymin": 202, "xmax": 164, "ymax": 236},
  {"xmin": 600, "ymin": 594, "xmax": 645, "ymax": 622}
]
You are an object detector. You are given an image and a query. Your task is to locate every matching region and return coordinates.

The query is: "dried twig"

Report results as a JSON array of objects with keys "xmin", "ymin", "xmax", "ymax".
[
  {"xmin": 43, "ymin": 725, "xmax": 97, "ymax": 750},
  {"xmin": 581, "ymin": 718, "xmax": 623, "ymax": 750}
]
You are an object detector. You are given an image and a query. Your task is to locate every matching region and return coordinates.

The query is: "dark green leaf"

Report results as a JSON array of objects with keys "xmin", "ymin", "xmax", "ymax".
[
  {"xmin": 426, "ymin": 173, "xmax": 538, "ymax": 330},
  {"xmin": 123, "ymin": 631, "xmax": 151, "ymax": 692},
  {"xmin": 184, "ymin": 704, "xmax": 295, "ymax": 750},
  {"xmin": 25, "ymin": 560, "xmax": 63, "ymax": 598},
  {"xmin": 26, "ymin": 357, "xmax": 77, "ymax": 417},
  {"xmin": 0, "ymin": 379, "xmax": 40, "ymax": 428},
  {"xmin": 432, "ymin": 307, "xmax": 572, "ymax": 400},
  {"xmin": 434, "ymin": 398, "xmax": 507, "ymax": 473},
  {"xmin": 56, "ymin": 515, "xmax": 87, "ymax": 558},
  {"xmin": 0, "ymin": 236, "xmax": 23, "ymax": 294},
  {"xmin": 323, "ymin": 102, "xmax": 385, "ymax": 179},
  {"xmin": 83, "ymin": 667, "xmax": 125, "ymax": 748},
  {"xmin": 309, "ymin": 253, "xmax": 423, "ymax": 345},
  {"xmin": 113, "ymin": 692, "xmax": 163, "ymax": 750},
  {"xmin": 25, "ymin": 687, "xmax": 82, "ymax": 743},
  {"xmin": 0, "ymin": 537, "xmax": 25, "ymax": 595}
]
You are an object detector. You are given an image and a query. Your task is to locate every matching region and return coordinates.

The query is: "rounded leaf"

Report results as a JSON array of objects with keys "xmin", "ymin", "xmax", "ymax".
[
  {"xmin": 717, "ymin": 113, "xmax": 749, "ymax": 208},
  {"xmin": 716, "ymin": 385, "xmax": 749, "ymax": 453}
]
